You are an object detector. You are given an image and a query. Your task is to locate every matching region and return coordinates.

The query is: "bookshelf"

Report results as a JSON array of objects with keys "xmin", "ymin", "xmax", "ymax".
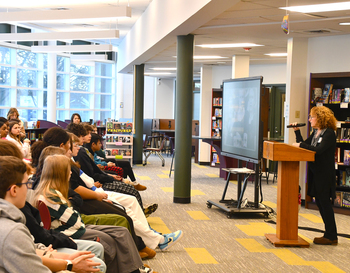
[
  {"xmin": 211, "ymin": 88, "xmax": 222, "ymax": 166},
  {"xmin": 105, "ymin": 121, "xmax": 133, "ymax": 166},
  {"xmin": 308, "ymin": 72, "xmax": 350, "ymax": 215}
]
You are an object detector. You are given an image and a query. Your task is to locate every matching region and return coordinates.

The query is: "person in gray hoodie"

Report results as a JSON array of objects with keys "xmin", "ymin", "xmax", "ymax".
[{"xmin": 0, "ymin": 155, "xmax": 100, "ymax": 273}]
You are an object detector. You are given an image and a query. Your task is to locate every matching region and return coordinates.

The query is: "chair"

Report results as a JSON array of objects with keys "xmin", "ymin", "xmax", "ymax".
[
  {"xmin": 143, "ymin": 136, "xmax": 167, "ymax": 167},
  {"xmin": 37, "ymin": 200, "xmax": 51, "ymax": 230}
]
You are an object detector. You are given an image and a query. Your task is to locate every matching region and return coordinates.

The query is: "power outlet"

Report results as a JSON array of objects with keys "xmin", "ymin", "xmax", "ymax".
[{"xmin": 295, "ymin": 111, "xmax": 300, "ymax": 118}]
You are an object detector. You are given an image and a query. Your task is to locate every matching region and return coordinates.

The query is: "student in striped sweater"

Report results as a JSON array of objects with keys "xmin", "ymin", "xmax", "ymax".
[{"xmin": 34, "ymin": 154, "xmax": 156, "ymax": 273}]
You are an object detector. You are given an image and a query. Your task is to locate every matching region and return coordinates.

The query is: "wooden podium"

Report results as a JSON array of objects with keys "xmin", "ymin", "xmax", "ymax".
[{"xmin": 263, "ymin": 141, "xmax": 315, "ymax": 247}]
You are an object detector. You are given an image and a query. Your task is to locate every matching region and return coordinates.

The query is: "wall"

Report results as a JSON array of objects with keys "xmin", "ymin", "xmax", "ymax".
[
  {"xmin": 154, "ymin": 78, "xmax": 175, "ymax": 119},
  {"xmin": 211, "ymin": 63, "xmax": 287, "ymax": 88}
]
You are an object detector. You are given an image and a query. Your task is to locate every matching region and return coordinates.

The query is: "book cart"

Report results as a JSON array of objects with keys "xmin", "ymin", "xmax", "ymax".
[
  {"xmin": 105, "ymin": 121, "xmax": 133, "ymax": 166},
  {"xmin": 309, "ymin": 72, "xmax": 350, "ymax": 215}
]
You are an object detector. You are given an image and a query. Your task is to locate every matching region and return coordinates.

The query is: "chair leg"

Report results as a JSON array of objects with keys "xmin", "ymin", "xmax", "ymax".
[
  {"xmin": 143, "ymin": 152, "xmax": 151, "ymax": 166},
  {"xmin": 169, "ymin": 149, "xmax": 175, "ymax": 177},
  {"xmin": 156, "ymin": 151, "xmax": 165, "ymax": 167}
]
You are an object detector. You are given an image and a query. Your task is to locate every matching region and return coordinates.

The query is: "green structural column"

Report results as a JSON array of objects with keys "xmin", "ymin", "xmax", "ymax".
[
  {"xmin": 133, "ymin": 64, "xmax": 144, "ymax": 164},
  {"xmin": 174, "ymin": 34, "xmax": 194, "ymax": 204}
]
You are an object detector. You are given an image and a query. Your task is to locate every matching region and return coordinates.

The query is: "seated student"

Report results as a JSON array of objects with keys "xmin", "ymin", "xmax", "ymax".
[
  {"xmin": 33, "ymin": 154, "xmax": 156, "ymax": 273},
  {"xmin": 66, "ymin": 123, "xmax": 149, "ymax": 209},
  {"xmin": 31, "ymin": 128, "xmax": 155, "ymax": 260},
  {"xmin": 0, "ymin": 139, "xmax": 106, "ymax": 272},
  {"xmin": 0, "ymin": 156, "xmax": 100, "ymax": 273},
  {"xmin": 6, "ymin": 120, "xmax": 31, "ymax": 159},
  {"xmin": 87, "ymin": 133, "xmax": 147, "ymax": 191},
  {"xmin": 7, "ymin": 107, "xmax": 26, "ymax": 139},
  {"xmin": 71, "ymin": 113, "xmax": 82, "ymax": 124},
  {"xmin": 69, "ymin": 133, "xmax": 183, "ymax": 251},
  {"xmin": 0, "ymin": 117, "xmax": 9, "ymax": 139},
  {"xmin": 92, "ymin": 125, "xmax": 142, "ymax": 188}
]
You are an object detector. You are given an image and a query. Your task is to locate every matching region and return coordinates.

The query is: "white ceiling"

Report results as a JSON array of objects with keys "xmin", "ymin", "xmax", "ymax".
[{"xmin": 2, "ymin": 0, "xmax": 350, "ymax": 77}]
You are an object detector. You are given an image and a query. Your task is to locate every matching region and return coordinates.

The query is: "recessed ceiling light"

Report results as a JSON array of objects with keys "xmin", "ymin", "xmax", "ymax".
[
  {"xmin": 194, "ymin": 56, "xmax": 227, "ymax": 59},
  {"xmin": 339, "ymin": 22, "xmax": 350, "ymax": 25},
  {"xmin": 197, "ymin": 43, "xmax": 263, "ymax": 48},
  {"xmin": 173, "ymin": 56, "xmax": 228, "ymax": 59},
  {"xmin": 265, "ymin": 53, "xmax": 288, "ymax": 57},
  {"xmin": 151, "ymin": 67, "xmax": 177, "ymax": 71},
  {"xmin": 280, "ymin": 2, "xmax": 350, "ymax": 13},
  {"xmin": 145, "ymin": 72, "xmax": 172, "ymax": 75}
]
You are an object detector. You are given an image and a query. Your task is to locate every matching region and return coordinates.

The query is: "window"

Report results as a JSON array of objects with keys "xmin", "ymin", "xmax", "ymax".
[{"xmin": 0, "ymin": 45, "xmax": 116, "ymax": 123}]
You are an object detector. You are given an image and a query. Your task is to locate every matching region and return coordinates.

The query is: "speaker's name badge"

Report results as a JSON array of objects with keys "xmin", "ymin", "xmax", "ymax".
[{"xmin": 318, "ymin": 137, "xmax": 322, "ymax": 143}]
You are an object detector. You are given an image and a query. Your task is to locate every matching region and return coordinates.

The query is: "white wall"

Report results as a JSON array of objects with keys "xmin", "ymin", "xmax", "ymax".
[
  {"xmin": 144, "ymin": 76, "xmax": 155, "ymax": 119},
  {"xmin": 211, "ymin": 63, "xmax": 287, "ymax": 88},
  {"xmin": 308, "ymin": 34, "xmax": 350, "ymax": 73},
  {"xmin": 154, "ymin": 78, "xmax": 175, "ymax": 118},
  {"xmin": 250, "ymin": 63, "xmax": 287, "ymax": 85}
]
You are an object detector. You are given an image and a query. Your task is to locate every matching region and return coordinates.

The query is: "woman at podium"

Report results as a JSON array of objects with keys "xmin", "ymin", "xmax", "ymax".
[{"xmin": 291, "ymin": 106, "xmax": 338, "ymax": 246}]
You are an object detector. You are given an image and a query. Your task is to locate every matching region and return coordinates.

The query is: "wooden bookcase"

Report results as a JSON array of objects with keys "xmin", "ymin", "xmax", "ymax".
[
  {"xmin": 211, "ymin": 88, "xmax": 222, "ymax": 166},
  {"xmin": 308, "ymin": 72, "xmax": 350, "ymax": 215}
]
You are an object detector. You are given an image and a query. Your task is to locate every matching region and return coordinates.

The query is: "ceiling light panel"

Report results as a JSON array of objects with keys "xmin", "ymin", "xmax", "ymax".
[
  {"xmin": 0, "ymin": 6, "xmax": 131, "ymax": 23},
  {"xmin": 0, "ymin": 30, "xmax": 119, "ymax": 41},
  {"xmin": 280, "ymin": 2, "xmax": 350, "ymax": 13},
  {"xmin": 197, "ymin": 43, "xmax": 264, "ymax": 48},
  {"xmin": 31, "ymin": 44, "xmax": 113, "ymax": 53}
]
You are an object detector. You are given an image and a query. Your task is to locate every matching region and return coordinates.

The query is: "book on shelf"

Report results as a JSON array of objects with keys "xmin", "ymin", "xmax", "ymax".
[
  {"xmin": 344, "ymin": 150, "xmax": 350, "ymax": 165},
  {"xmin": 334, "ymin": 191, "xmax": 343, "ymax": 207},
  {"xmin": 321, "ymin": 83, "xmax": 333, "ymax": 103},
  {"xmin": 344, "ymin": 88, "xmax": 350, "ymax": 103},
  {"xmin": 108, "ymin": 149, "xmax": 132, "ymax": 157},
  {"xmin": 335, "ymin": 147, "xmax": 341, "ymax": 163},
  {"xmin": 342, "ymin": 192, "xmax": 350, "ymax": 208},
  {"xmin": 311, "ymin": 87, "xmax": 323, "ymax": 103},
  {"xmin": 118, "ymin": 136, "xmax": 132, "ymax": 143},
  {"xmin": 332, "ymin": 89, "xmax": 344, "ymax": 104}
]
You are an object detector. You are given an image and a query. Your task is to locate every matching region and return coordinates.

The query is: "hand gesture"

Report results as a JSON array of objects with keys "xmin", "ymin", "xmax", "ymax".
[
  {"xmin": 107, "ymin": 162, "xmax": 115, "ymax": 167},
  {"xmin": 71, "ymin": 253, "xmax": 101, "ymax": 273}
]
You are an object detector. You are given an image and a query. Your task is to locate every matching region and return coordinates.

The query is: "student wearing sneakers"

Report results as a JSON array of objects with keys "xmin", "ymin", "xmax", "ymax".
[
  {"xmin": 66, "ymin": 123, "xmax": 147, "ymax": 209},
  {"xmin": 70, "ymin": 133, "xmax": 184, "ymax": 251},
  {"xmin": 34, "ymin": 154, "xmax": 157, "ymax": 273},
  {"xmin": 88, "ymin": 133, "xmax": 147, "ymax": 191}
]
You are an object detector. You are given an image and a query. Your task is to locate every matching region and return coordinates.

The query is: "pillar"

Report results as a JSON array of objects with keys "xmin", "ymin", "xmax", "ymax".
[
  {"xmin": 232, "ymin": 55, "xmax": 249, "ymax": 79},
  {"xmin": 133, "ymin": 64, "xmax": 144, "ymax": 164},
  {"xmin": 174, "ymin": 34, "xmax": 194, "ymax": 204}
]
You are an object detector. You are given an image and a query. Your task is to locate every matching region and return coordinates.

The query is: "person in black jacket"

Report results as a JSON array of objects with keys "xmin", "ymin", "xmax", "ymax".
[{"xmin": 292, "ymin": 106, "xmax": 338, "ymax": 245}]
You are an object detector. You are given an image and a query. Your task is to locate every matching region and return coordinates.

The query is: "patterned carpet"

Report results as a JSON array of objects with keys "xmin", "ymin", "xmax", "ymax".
[{"xmin": 131, "ymin": 155, "xmax": 350, "ymax": 273}]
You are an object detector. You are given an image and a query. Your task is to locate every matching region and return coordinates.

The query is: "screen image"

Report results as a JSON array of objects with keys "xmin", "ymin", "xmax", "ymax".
[{"xmin": 221, "ymin": 76, "xmax": 263, "ymax": 163}]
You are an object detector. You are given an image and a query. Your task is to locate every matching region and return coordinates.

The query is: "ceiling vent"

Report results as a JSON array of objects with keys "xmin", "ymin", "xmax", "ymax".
[
  {"xmin": 50, "ymin": 7, "xmax": 69, "ymax": 11},
  {"xmin": 292, "ymin": 28, "xmax": 340, "ymax": 35}
]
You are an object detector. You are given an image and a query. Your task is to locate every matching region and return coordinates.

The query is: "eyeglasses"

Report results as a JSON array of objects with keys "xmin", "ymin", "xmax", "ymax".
[
  {"xmin": 308, "ymin": 115, "xmax": 316, "ymax": 120},
  {"xmin": 7, "ymin": 181, "xmax": 34, "ymax": 191}
]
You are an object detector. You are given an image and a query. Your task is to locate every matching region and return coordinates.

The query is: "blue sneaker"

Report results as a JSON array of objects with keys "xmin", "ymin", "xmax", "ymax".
[{"xmin": 158, "ymin": 230, "xmax": 183, "ymax": 251}]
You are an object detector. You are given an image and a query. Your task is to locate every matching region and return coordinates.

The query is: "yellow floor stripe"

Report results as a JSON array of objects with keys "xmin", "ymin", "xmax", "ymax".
[
  {"xmin": 237, "ymin": 238, "xmax": 345, "ymax": 273},
  {"xmin": 272, "ymin": 185, "xmax": 278, "ymax": 189},
  {"xmin": 262, "ymin": 201, "xmax": 277, "ymax": 208},
  {"xmin": 160, "ymin": 187, "xmax": 205, "ymax": 196},
  {"xmin": 187, "ymin": 211, "xmax": 210, "ymax": 220},
  {"xmin": 157, "ymin": 174, "xmax": 169, "ymax": 178},
  {"xmin": 298, "ymin": 234, "xmax": 313, "ymax": 244},
  {"xmin": 236, "ymin": 223, "xmax": 276, "ymax": 236},
  {"xmin": 185, "ymin": 248, "xmax": 218, "ymax": 264},
  {"xmin": 147, "ymin": 217, "xmax": 171, "ymax": 234},
  {"xmin": 206, "ymin": 173, "xmax": 219, "ymax": 178},
  {"xmin": 299, "ymin": 213, "xmax": 323, "ymax": 223},
  {"xmin": 161, "ymin": 187, "xmax": 173, "ymax": 192},
  {"xmin": 193, "ymin": 163, "xmax": 207, "ymax": 169},
  {"xmin": 230, "ymin": 180, "xmax": 238, "ymax": 185},
  {"xmin": 162, "ymin": 170, "xmax": 169, "ymax": 174},
  {"xmin": 135, "ymin": 175, "xmax": 152, "ymax": 180}
]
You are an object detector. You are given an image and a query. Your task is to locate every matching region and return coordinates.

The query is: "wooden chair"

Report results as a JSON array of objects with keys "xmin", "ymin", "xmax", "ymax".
[
  {"xmin": 143, "ymin": 136, "xmax": 167, "ymax": 167},
  {"xmin": 37, "ymin": 200, "xmax": 51, "ymax": 230}
]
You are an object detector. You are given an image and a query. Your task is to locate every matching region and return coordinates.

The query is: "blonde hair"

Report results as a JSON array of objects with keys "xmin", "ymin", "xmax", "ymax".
[
  {"xmin": 34, "ymin": 154, "xmax": 71, "ymax": 207},
  {"xmin": 310, "ymin": 106, "xmax": 337, "ymax": 131}
]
